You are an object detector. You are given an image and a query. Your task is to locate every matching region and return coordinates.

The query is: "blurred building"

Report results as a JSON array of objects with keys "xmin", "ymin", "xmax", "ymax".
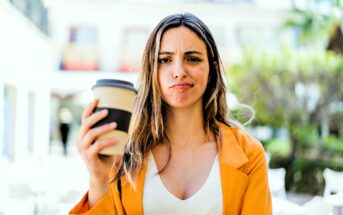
[{"xmin": 0, "ymin": 0, "xmax": 293, "ymax": 162}]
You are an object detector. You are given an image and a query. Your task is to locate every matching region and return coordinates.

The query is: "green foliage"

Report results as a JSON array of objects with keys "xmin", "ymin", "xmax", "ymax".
[
  {"xmin": 283, "ymin": 8, "xmax": 332, "ymax": 44},
  {"xmin": 291, "ymin": 125, "xmax": 320, "ymax": 149},
  {"xmin": 289, "ymin": 157, "xmax": 343, "ymax": 195},
  {"xmin": 282, "ymin": 0, "xmax": 343, "ymax": 46},
  {"xmin": 230, "ymin": 49, "xmax": 343, "ymax": 195},
  {"xmin": 269, "ymin": 156, "xmax": 343, "ymax": 195},
  {"xmin": 265, "ymin": 138, "xmax": 291, "ymax": 158},
  {"xmin": 290, "ymin": 158, "xmax": 326, "ymax": 195},
  {"xmin": 229, "ymin": 49, "xmax": 343, "ymax": 130},
  {"xmin": 323, "ymin": 135, "xmax": 343, "ymax": 153}
]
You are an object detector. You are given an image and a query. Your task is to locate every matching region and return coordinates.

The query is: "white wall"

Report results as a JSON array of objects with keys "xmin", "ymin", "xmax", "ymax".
[
  {"xmin": 0, "ymin": 81, "xmax": 3, "ymax": 157},
  {"xmin": 49, "ymin": 1, "xmax": 291, "ymax": 70},
  {"xmin": 0, "ymin": 1, "xmax": 52, "ymax": 83},
  {"xmin": 0, "ymin": 0, "xmax": 53, "ymax": 161}
]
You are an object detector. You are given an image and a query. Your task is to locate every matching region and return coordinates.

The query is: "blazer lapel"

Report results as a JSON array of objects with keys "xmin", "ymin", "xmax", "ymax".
[
  {"xmin": 219, "ymin": 124, "xmax": 249, "ymax": 215},
  {"xmin": 121, "ymin": 161, "xmax": 147, "ymax": 215}
]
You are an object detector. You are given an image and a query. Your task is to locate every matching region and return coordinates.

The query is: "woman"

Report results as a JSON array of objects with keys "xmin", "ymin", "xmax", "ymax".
[{"xmin": 70, "ymin": 13, "xmax": 272, "ymax": 215}]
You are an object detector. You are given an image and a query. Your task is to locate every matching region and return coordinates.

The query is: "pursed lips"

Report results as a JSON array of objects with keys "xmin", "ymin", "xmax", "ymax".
[{"xmin": 170, "ymin": 82, "xmax": 194, "ymax": 89}]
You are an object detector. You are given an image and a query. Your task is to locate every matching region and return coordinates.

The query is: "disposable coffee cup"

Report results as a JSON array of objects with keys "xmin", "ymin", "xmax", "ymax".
[{"xmin": 92, "ymin": 79, "xmax": 137, "ymax": 155}]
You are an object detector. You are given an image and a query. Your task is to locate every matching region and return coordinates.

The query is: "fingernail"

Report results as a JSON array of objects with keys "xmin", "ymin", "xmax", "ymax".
[
  {"xmin": 102, "ymin": 109, "xmax": 108, "ymax": 114},
  {"xmin": 110, "ymin": 122, "xmax": 117, "ymax": 127}
]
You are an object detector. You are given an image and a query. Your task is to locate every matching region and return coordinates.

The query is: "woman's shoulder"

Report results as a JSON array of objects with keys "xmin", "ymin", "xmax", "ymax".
[
  {"xmin": 220, "ymin": 123, "xmax": 263, "ymax": 150},
  {"xmin": 219, "ymin": 122, "xmax": 266, "ymax": 171}
]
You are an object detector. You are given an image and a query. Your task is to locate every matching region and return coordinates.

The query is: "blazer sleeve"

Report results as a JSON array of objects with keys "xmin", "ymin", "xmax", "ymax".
[
  {"xmin": 240, "ymin": 139, "xmax": 272, "ymax": 215},
  {"xmin": 69, "ymin": 189, "xmax": 117, "ymax": 215}
]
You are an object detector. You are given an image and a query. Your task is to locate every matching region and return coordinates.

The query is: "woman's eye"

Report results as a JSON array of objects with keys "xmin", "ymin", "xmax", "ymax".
[
  {"xmin": 187, "ymin": 57, "xmax": 201, "ymax": 62},
  {"xmin": 158, "ymin": 58, "xmax": 171, "ymax": 64}
]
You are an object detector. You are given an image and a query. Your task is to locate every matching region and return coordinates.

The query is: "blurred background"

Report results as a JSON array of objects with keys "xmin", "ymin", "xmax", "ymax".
[{"xmin": 0, "ymin": 0, "xmax": 342, "ymax": 214}]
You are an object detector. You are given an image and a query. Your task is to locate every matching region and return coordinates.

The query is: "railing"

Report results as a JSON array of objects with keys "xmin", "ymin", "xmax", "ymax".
[{"xmin": 9, "ymin": 0, "xmax": 48, "ymax": 35}]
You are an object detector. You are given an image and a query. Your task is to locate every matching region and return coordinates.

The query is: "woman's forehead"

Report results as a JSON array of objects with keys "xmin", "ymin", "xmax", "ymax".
[{"xmin": 159, "ymin": 26, "xmax": 206, "ymax": 53}]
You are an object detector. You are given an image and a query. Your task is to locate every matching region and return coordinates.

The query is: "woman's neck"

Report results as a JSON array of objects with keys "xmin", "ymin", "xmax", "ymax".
[{"xmin": 165, "ymin": 102, "xmax": 208, "ymax": 148}]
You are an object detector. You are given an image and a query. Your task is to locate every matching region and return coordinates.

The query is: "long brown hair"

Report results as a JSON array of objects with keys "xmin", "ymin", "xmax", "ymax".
[{"xmin": 114, "ymin": 13, "xmax": 236, "ymax": 186}]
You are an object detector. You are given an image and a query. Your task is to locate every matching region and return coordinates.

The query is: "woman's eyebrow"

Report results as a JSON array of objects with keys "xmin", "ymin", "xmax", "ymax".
[
  {"xmin": 159, "ymin": 51, "xmax": 173, "ymax": 55},
  {"xmin": 159, "ymin": 50, "xmax": 203, "ymax": 55},
  {"xmin": 185, "ymin": 50, "xmax": 203, "ymax": 55}
]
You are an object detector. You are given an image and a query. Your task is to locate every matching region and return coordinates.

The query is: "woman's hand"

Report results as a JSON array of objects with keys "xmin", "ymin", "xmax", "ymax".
[{"xmin": 77, "ymin": 99, "xmax": 119, "ymax": 207}]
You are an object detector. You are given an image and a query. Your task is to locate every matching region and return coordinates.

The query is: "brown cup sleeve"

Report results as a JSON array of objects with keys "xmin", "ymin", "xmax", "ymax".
[{"xmin": 91, "ymin": 107, "xmax": 132, "ymax": 132}]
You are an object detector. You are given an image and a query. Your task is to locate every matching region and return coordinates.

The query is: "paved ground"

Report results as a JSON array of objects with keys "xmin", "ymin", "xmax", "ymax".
[{"xmin": 0, "ymin": 142, "xmax": 88, "ymax": 215}]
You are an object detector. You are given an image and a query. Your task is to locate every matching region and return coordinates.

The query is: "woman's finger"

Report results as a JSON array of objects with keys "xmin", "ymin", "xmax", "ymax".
[
  {"xmin": 82, "ymin": 99, "xmax": 99, "ymax": 122},
  {"xmin": 79, "ymin": 109, "xmax": 109, "ymax": 138},
  {"xmin": 80, "ymin": 122, "xmax": 117, "ymax": 150},
  {"xmin": 85, "ymin": 138, "xmax": 119, "ymax": 159}
]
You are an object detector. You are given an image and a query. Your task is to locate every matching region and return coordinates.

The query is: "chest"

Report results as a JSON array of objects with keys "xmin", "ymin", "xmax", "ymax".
[
  {"xmin": 143, "ymin": 153, "xmax": 223, "ymax": 215},
  {"xmin": 152, "ymin": 145, "xmax": 217, "ymax": 200},
  {"xmin": 119, "ymin": 155, "xmax": 250, "ymax": 215}
]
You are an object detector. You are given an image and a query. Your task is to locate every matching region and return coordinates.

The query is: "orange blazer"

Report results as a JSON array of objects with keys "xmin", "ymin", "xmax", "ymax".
[{"xmin": 70, "ymin": 123, "xmax": 272, "ymax": 215}]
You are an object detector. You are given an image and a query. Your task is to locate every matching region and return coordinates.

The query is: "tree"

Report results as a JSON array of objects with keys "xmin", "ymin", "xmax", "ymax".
[
  {"xmin": 284, "ymin": 0, "xmax": 343, "ymax": 54},
  {"xmin": 229, "ymin": 48, "xmax": 343, "ymax": 169}
]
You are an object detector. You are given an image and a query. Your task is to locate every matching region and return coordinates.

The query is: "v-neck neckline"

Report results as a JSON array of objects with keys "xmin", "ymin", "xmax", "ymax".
[{"xmin": 149, "ymin": 151, "xmax": 218, "ymax": 202}]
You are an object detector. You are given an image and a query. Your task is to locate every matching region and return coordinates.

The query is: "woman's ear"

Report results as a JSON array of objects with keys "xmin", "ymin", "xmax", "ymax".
[{"xmin": 214, "ymin": 61, "xmax": 219, "ymax": 71}]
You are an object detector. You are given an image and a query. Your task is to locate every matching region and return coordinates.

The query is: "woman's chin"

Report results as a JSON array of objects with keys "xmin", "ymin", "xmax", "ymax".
[
  {"xmin": 166, "ymin": 100, "xmax": 199, "ymax": 109},
  {"xmin": 163, "ymin": 96, "xmax": 202, "ymax": 109}
]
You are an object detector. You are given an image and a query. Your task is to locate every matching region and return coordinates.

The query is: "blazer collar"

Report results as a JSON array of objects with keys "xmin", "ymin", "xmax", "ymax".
[
  {"xmin": 218, "ymin": 123, "xmax": 249, "ymax": 214},
  {"xmin": 218, "ymin": 123, "xmax": 249, "ymax": 169},
  {"xmin": 121, "ymin": 159, "xmax": 147, "ymax": 215}
]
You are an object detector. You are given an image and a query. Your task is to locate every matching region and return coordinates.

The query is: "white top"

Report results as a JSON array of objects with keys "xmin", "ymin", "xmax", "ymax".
[{"xmin": 143, "ymin": 153, "xmax": 223, "ymax": 215}]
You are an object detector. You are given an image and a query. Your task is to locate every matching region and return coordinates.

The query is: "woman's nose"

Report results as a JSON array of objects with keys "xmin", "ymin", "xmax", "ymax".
[{"xmin": 173, "ymin": 61, "xmax": 186, "ymax": 79}]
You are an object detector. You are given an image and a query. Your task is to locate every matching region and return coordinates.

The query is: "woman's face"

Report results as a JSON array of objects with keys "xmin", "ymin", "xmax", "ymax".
[{"xmin": 157, "ymin": 26, "xmax": 210, "ymax": 109}]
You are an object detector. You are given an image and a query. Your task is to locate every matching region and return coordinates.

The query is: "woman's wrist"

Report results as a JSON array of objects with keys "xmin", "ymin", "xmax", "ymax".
[{"xmin": 88, "ymin": 178, "xmax": 110, "ymax": 208}]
